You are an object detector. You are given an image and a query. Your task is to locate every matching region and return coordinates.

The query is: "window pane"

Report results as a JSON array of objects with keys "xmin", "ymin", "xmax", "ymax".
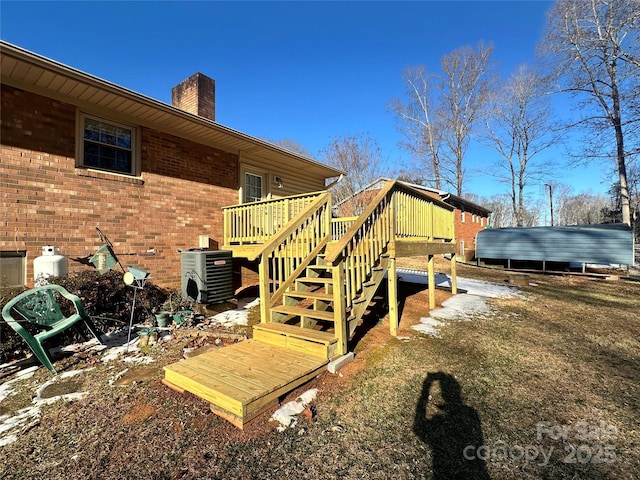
[
  {"xmin": 100, "ymin": 123, "xmax": 117, "ymax": 146},
  {"xmin": 244, "ymin": 173, "xmax": 262, "ymax": 202},
  {"xmin": 84, "ymin": 118, "xmax": 100, "ymax": 141},
  {"xmin": 115, "ymin": 149, "xmax": 132, "ymax": 172},
  {"xmin": 116, "ymin": 129, "xmax": 131, "ymax": 148},
  {"xmin": 82, "ymin": 115, "xmax": 135, "ymax": 174}
]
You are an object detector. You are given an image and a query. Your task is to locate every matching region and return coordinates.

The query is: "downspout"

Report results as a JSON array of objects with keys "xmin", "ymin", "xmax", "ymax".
[{"xmin": 325, "ymin": 174, "xmax": 344, "ymax": 190}]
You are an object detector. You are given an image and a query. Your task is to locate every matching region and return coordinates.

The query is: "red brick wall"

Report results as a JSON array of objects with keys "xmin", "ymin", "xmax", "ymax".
[
  {"xmin": 1, "ymin": 85, "xmax": 239, "ymax": 289},
  {"xmin": 455, "ymin": 210, "xmax": 489, "ymax": 260}
]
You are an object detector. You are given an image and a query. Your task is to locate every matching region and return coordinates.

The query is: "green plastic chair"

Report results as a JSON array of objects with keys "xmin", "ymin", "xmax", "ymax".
[{"xmin": 2, "ymin": 284, "xmax": 105, "ymax": 374}]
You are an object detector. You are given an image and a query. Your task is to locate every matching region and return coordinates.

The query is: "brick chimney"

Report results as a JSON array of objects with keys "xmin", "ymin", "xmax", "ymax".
[{"xmin": 171, "ymin": 73, "xmax": 215, "ymax": 121}]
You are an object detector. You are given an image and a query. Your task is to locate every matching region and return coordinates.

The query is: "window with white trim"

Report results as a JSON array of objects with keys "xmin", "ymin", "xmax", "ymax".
[
  {"xmin": 244, "ymin": 172, "xmax": 263, "ymax": 203},
  {"xmin": 461, "ymin": 211, "xmax": 466, "ymax": 223},
  {"xmin": 79, "ymin": 113, "xmax": 138, "ymax": 175}
]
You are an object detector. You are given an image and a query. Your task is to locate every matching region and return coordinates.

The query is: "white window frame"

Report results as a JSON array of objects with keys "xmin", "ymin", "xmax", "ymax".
[
  {"xmin": 77, "ymin": 112, "xmax": 140, "ymax": 176},
  {"xmin": 461, "ymin": 211, "xmax": 466, "ymax": 223},
  {"xmin": 243, "ymin": 171, "xmax": 265, "ymax": 203}
]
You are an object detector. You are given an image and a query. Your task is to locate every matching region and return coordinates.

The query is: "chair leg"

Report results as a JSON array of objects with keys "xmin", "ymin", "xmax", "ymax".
[
  {"xmin": 83, "ymin": 318, "xmax": 105, "ymax": 345},
  {"xmin": 29, "ymin": 339, "xmax": 57, "ymax": 374},
  {"xmin": 72, "ymin": 323, "xmax": 90, "ymax": 342}
]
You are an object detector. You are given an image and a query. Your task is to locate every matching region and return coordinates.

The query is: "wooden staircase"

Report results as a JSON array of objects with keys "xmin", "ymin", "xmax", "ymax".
[{"xmin": 164, "ymin": 181, "xmax": 458, "ymax": 428}]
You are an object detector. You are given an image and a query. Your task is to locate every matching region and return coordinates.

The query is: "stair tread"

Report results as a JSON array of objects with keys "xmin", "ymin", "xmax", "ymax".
[
  {"xmin": 307, "ymin": 264, "xmax": 332, "ymax": 270},
  {"xmin": 254, "ymin": 322, "xmax": 336, "ymax": 344},
  {"xmin": 284, "ymin": 291, "xmax": 333, "ymax": 301},
  {"xmin": 271, "ymin": 305, "xmax": 335, "ymax": 322},
  {"xmin": 296, "ymin": 276, "xmax": 333, "ymax": 283}
]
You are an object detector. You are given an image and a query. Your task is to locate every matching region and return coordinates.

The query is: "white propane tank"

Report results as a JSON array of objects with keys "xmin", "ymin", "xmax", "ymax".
[{"xmin": 33, "ymin": 245, "xmax": 68, "ymax": 283}]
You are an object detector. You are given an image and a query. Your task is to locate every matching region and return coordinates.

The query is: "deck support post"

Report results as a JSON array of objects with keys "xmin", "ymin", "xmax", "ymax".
[
  {"xmin": 427, "ymin": 254, "xmax": 436, "ymax": 310},
  {"xmin": 388, "ymin": 256, "xmax": 398, "ymax": 336},
  {"xmin": 333, "ymin": 261, "xmax": 348, "ymax": 355},
  {"xmin": 450, "ymin": 254, "xmax": 457, "ymax": 295},
  {"xmin": 259, "ymin": 256, "xmax": 269, "ymax": 323}
]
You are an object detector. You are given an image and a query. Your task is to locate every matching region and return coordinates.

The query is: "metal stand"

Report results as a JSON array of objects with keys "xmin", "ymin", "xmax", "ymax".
[{"xmin": 126, "ymin": 277, "xmax": 147, "ymax": 352}]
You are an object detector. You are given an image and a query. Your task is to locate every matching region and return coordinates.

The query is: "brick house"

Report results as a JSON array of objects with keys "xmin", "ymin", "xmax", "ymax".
[
  {"xmin": 0, "ymin": 41, "xmax": 342, "ymax": 288},
  {"xmin": 335, "ymin": 178, "xmax": 491, "ymax": 261}
]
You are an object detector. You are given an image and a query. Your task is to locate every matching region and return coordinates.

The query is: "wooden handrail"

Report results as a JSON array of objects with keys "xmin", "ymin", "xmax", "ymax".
[
  {"xmin": 248, "ymin": 192, "xmax": 331, "ymax": 261},
  {"xmin": 221, "ymin": 190, "xmax": 327, "ymax": 210},
  {"xmin": 324, "ymin": 180, "xmax": 395, "ymax": 263},
  {"xmin": 256, "ymin": 192, "xmax": 332, "ymax": 322}
]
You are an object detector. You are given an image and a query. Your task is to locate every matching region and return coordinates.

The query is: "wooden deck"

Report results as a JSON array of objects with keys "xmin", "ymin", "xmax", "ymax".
[
  {"xmin": 164, "ymin": 180, "xmax": 457, "ymax": 428},
  {"xmin": 163, "ymin": 339, "xmax": 328, "ymax": 429}
]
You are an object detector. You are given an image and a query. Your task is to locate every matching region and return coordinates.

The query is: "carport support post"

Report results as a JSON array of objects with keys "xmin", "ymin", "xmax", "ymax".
[
  {"xmin": 427, "ymin": 254, "xmax": 436, "ymax": 310},
  {"xmin": 388, "ymin": 256, "xmax": 398, "ymax": 336},
  {"xmin": 450, "ymin": 255, "xmax": 457, "ymax": 295}
]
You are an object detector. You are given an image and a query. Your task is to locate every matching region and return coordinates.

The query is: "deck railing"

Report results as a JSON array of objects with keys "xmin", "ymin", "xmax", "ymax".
[
  {"xmin": 331, "ymin": 217, "xmax": 357, "ymax": 241},
  {"xmin": 223, "ymin": 180, "xmax": 455, "ymax": 339},
  {"xmin": 324, "ymin": 182, "xmax": 395, "ymax": 313},
  {"xmin": 393, "ymin": 184, "xmax": 455, "ymax": 240},
  {"xmin": 255, "ymin": 192, "xmax": 332, "ymax": 322},
  {"xmin": 223, "ymin": 191, "xmax": 326, "ymax": 246},
  {"xmin": 324, "ymin": 180, "xmax": 455, "ymax": 320}
]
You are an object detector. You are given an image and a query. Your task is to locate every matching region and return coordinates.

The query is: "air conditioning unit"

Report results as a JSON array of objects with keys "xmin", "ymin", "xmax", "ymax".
[{"xmin": 180, "ymin": 250, "xmax": 234, "ymax": 304}]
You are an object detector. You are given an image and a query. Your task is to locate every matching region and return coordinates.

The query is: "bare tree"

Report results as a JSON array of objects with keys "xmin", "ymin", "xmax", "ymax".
[
  {"xmin": 389, "ymin": 66, "xmax": 445, "ymax": 189},
  {"xmin": 390, "ymin": 42, "xmax": 495, "ymax": 195},
  {"xmin": 483, "ymin": 65, "xmax": 560, "ymax": 226},
  {"xmin": 556, "ymin": 190, "xmax": 609, "ymax": 225},
  {"xmin": 539, "ymin": 0, "xmax": 640, "ymax": 225},
  {"xmin": 320, "ymin": 133, "xmax": 387, "ymax": 213},
  {"xmin": 266, "ymin": 138, "xmax": 314, "ymax": 158},
  {"xmin": 440, "ymin": 42, "xmax": 496, "ymax": 196},
  {"xmin": 472, "ymin": 194, "xmax": 511, "ymax": 228}
]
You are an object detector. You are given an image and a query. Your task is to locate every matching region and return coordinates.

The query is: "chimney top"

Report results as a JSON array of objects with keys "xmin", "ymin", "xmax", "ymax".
[{"xmin": 171, "ymin": 72, "xmax": 215, "ymax": 121}]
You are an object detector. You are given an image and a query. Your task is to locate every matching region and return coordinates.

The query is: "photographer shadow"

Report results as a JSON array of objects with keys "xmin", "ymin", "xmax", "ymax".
[{"xmin": 414, "ymin": 372, "xmax": 491, "ymax": 480}]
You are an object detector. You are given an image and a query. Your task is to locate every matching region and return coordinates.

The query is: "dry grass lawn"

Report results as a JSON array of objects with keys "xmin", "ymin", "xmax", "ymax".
[{"xmin": 1, "ymin": 259, "xmax": 638, "ymax": 479}]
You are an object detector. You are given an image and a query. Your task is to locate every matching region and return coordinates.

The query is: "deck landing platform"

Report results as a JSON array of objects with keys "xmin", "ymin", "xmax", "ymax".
[{"xmin": 163, "ymin": 339, "xmax": 328, "ymax": 428}]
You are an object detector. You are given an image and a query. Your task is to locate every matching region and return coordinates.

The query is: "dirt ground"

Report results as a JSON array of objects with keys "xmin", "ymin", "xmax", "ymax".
[{"xmin": 1, "ymin": 259, "xmax": 638, "ymax": 479}]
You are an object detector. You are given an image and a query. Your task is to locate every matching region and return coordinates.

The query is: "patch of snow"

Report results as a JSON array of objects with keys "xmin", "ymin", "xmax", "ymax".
[
  {"xmin": 412, "ymin": 318, "xmax": 447, "ymax": 338},
  {"xmin": 108, "ymin": 369, "xmax": 129, "ymax": 386},
  {"xmin": 0, "ymin": 366, "xmax": 40, "ymax": 403},
  {"xmin": 209, "ymin": 297, "xmax": 259, "ymax": 327},
  {"xmin": 270, "ymin": 388, "xmax": 318, "ymax": 432},
  {"xmin": 34, "ymin": 391, "xmax": 89, "ymax": 406},
  {"xmin": 401, "ymin": 270, "xmax": 524, "ymax": 338},
  {"xmin": 122, "ymin": 355, "xmax": 155, "ymax": 365},
  {"xmin": 0, "ymin": 406, "xmax": 40, "ymax": 446},
  {"xmin": 32, "ymin": 369, "xmax": 92, "ymax": 406},
  {"xmin": 397, "ymin": 268, "xmax": 523, "ymax": 299},
  {"xmin": 59, "ymin": 368, "xmax": 92, "ymax": 379}
]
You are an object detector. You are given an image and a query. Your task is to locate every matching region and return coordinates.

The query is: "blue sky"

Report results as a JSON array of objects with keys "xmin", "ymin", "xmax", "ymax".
[{"xmin": 0, "ymin": 0, "xmax": 614, "ymax": 201}]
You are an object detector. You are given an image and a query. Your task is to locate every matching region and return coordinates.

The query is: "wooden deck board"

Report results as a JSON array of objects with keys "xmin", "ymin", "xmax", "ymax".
[
  {"xmin": 163, "ymin": 339, "xmax": 328, "ymax": 427},
  {"xmin": 253, "ymin": 322, "xmax": 336, "ymax": 344}
]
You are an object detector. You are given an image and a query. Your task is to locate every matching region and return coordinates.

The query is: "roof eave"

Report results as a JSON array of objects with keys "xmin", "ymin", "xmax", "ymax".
[{"xmin": 0, "ymin": 40, "xmax": 343, "ymax": 179}]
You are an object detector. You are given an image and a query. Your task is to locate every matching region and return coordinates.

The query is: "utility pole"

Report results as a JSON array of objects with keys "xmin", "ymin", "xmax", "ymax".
[{"xmin": 544, "ymin": 183, "xmax": 554, "ymax": 226}]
